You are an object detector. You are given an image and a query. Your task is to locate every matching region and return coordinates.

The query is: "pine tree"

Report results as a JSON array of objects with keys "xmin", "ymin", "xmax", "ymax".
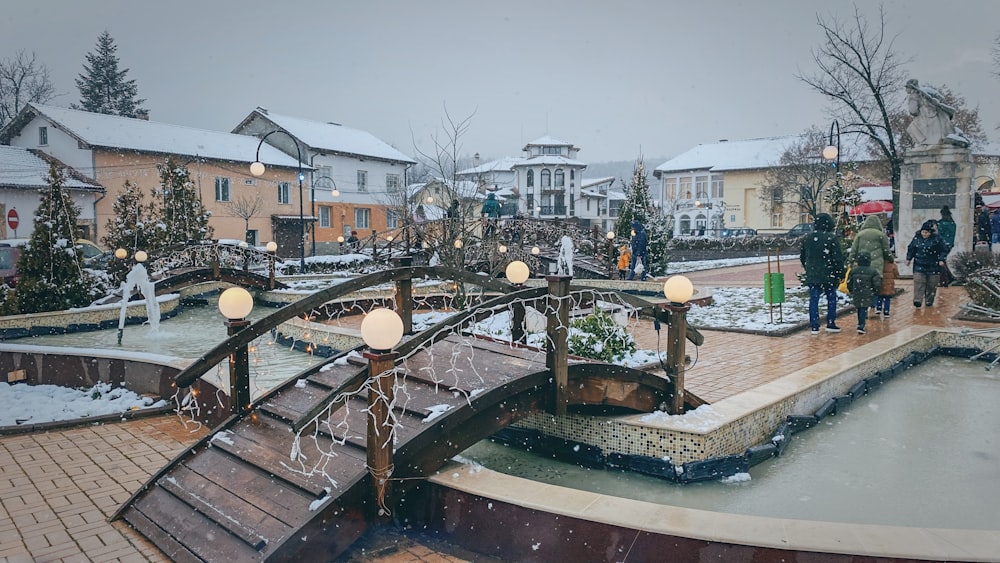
[
  {"xmin": 73, "ymin": 31, "xmax": 146, "ymax": 117},
  {"xmin": 16, "ymin": 163, "xmax": 97, "ymax": 313},
  {"xmin": 101, "ymin": 180, "xmax": 157, "ymax": 283},
  {"xmin": 150, "ymin": 157, "xmax": 213, "ymax": 251},
  {"xmin": 615, "ymin": 158, "xmax": 669, "ymax": 276}
]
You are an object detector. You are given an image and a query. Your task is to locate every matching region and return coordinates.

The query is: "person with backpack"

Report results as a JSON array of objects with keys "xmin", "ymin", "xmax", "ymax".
[{"xmin": 847, "ymin": 251, "xmax": 882, "ymax": 335}]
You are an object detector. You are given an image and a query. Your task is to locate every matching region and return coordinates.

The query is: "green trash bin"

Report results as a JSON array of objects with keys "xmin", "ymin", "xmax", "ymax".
[{"xmin": 764, "ymin": 273, "xmax": 785, "ymax": 304}]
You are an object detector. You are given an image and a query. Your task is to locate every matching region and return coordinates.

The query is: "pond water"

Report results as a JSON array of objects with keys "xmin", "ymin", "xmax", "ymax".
[
  {"xmin": 460, "ymin": 355, "xmax": 1000, "ymax": 530},
  {"xmin": 20, "ymin": 297, "xmax": 326, "ymax": 396}
]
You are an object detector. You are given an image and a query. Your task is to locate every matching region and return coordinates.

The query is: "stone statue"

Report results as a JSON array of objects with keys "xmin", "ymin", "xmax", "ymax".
[{"xmin": 905, "ymin": 79, "xmax": 969, "ymax": 148}]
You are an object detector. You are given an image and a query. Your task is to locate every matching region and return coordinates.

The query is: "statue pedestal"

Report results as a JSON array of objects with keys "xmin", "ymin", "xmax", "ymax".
[{"xmin": 898, "ymin": 145, "xmax": 974, "ymax": 276}]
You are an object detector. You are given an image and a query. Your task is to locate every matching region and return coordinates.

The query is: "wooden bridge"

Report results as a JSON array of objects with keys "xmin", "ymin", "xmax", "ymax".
[{"xmin": 110, "ymin": 265, "xmax": 699, "ymax": 562}]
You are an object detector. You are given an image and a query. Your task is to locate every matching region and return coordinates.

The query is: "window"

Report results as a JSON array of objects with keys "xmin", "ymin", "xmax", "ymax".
[
  {"xmin": 771, "ymin": 213, "xmax": 783, "ymax": 228},
  {"xmin": 319, "ymin": 206, "xmax": 331, "ymax": 228},
  {"xmin": 542, "ymin": 146, "xmax": 561, "ymax": 155},
  {"xmin": 386, "ymin": 173, "xmax": 400, "ymax": 193},
  {"xmin": 357, "ymin": 170, "xmax": 368, "ymax": 193},
  {"xmin": 38, "ymin": 127, "xmax": 48, "ymax": 145},
  {"xmin": 355, "ymin": 208, "xmax": 370, "ymax": 229},
  {"xmin": 541, "ymin": 169, "xmax": 551, "ymax": 188},
  {"xmin": 680, "ymin": 177, "xmax": 692, "ymax": 199},
  {"xmin": 695, "ymin": 176, "xmax": 709, "ymax": 200},
  {"xmin": 570, "ymin": 170, "xmax": 575, "ymax": 180},
  {"xmin": 214, "ymin": 177, "xmax": 231, "ymax": 201},
  {"xmin": 278, "ymin": 182, "xmax": 291, "ymax": 204},
  {"xmin": 554, "ymin": 169, "xmax": 565, "ymax": 188},
  {"xmin": 387, "ymin": 209, "xmax": 399, "ymax": 228},
  {"xmin": 526, "ymin": 170, "xmax": 534, "ymax": 187},
  {"xmin": 246, "ymin": 230, "xmax": 258, "ymax": 246},
  {"xmin": 711, "ymin": 174, "xmax": 724, "ymax": 198},
  {"xmin": 526, "ymin": 194, "xmax": 534, "ymax": 209},
  {"xmin": 664, "ymin": 178, "xmax": 678, "ymax": 199}
]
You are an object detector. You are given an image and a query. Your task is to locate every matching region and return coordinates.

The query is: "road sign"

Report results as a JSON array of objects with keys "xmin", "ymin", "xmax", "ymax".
[{"xmin": 6, "ymin": 209, "xmax": 18, "ymax": 231}]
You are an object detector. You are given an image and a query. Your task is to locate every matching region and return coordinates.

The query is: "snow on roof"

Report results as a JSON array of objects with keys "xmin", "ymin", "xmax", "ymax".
[
  {"xmin": 518, "ymin": 155, "xmax": 587, "ymax": 167},
  {"xmin": 247, "ymin": 109, "xmax": 416, "ymax": 164},
  {"xmin": 582, "ymin": 177, "xmax": 614, "ymax": 188},
  {"xmin": 25, "ymin": 103, "xmax": 303, "ymax": 169},
  {"xmin": 580, "ymin": 188, "xmax": 606, "ymax": 198},
  {"xmin": 524, "ymin": 135, "xmax": 574, "ymax": 148},
  {"xmin": 0, "ymin": 145, "xmax": 102, "ymax": 190},
  {"xmin": 607, "ymin": 190, "xmax": 626, "ymax": 201},
  {"xmin": 655, "ymin": 133, "xmax": 872, "ymax": 174},
  {"xmin": 493, "ymin": 186, "xmax": 517, "ymax": 197},
  {"xmin": 457, "ymin": 157, "xmax": 523, "ymax": 175}
]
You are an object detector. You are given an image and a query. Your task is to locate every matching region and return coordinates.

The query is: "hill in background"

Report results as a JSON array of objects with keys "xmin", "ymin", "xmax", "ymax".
[{"xmin": 583, "ymin": 158, "xmax": 668, "ymax": 186}]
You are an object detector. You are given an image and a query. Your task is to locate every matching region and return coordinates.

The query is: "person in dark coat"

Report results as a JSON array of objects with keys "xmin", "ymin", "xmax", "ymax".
[
  {"xmin": 976, "ymin": 205, "xmax": 992, "ymax": 250},
  {"xmin": 847, "ymin": 251, "xmax": 882, "ymax": 334},
  {"xmin": 800, "ymin": 213, "xmax": 845, "ymax": 334},
  {"xmin": 905, "ymin": 220, "xmax": 949, "ymax": 307},
  {"xmin": 626, "ymin": 220, "xmax": 648, "ymax": 281}
]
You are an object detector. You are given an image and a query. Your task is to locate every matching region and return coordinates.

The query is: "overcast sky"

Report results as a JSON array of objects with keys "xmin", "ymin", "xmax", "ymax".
[{"xmin": 2, "ymin": 1, "xmax": 998, "ymax": 165}]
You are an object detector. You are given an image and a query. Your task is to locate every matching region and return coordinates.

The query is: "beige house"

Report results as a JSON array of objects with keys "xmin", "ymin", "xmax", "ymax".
[{"xmin": 0, "ymin": 104, "xmax": 306, "ymax": 256}]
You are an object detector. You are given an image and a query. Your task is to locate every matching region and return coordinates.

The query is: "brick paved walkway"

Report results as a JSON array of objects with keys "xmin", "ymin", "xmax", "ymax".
[{"xmin": 1, "ymin": 262, "xmax": 996, "ymax": 562}]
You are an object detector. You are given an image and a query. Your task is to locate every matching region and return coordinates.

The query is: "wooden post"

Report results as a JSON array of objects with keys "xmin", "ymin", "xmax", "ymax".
[
  {"xmin": 226, "ymin": 319, "xmax": 252, "ymax": 416},
  {"xmin": 511, "ymin": 285, "xmax": 526, "ymax": 345},
  {"xmin": 546, "ymin": 275, "xmax": 571, "ymax": 415},
  {"xmin": 662, "ymin": 302, "xmax": 690, "ymax": 414},
  {"xmin": 393, "ymin": 257, "xmax": 413, "ymax": 334},
  {"xmin": 268, "ymin": 251, "xmax": 276, "ymax": 290},
  {"xmin": 365, "ymin": 350, "xmax": 397, "ymax": 518}
]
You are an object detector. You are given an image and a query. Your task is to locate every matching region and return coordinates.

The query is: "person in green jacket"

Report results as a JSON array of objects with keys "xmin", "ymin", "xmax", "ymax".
[
  {"xmin": 850, "ymin": 214, "xmax": 891, "ymax": 276},
  {"xmin": 937, "ymin": 205, "xmax": 956, "ymax": 249}
]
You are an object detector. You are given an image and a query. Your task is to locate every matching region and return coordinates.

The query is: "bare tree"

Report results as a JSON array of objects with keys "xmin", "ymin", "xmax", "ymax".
[
  {"xmin": 759, "ymin": 128, "xmax": 838, "ymax": 221},
  {"xmin": 799, "ymin": 6, "xmax": 907, "ymax": 226},
  {"xmin": 0, "ymin": 51, "xmax": 56, "ymax": 127},
  {"xmin": 227, "ymin": 194, "xmax": 265, "ymax": 242}
]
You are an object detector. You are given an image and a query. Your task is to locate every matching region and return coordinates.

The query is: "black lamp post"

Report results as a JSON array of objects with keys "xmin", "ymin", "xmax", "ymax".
[
  {"xmin": 250, "ymin": 130, "xmax": 307, "ymax": 273},
  {"xmin": 310, "ymin": 175, "xmax": 339, "ymax": 258},
  {"xmin": 824, "ymin": 120, "xmax": 841, "ymax": 194}
]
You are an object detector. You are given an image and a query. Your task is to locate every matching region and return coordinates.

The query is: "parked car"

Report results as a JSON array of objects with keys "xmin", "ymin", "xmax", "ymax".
[
  {"xmin": 720, "ymin": 228, "xmax": 757, "ymax": 238},
  {"xmin": 0, "ymin": 242, "xmax": 23, "ymax": 287},
  {"xmin": 783, "ymin": 223, "xmax": 814, "ymax": 237}
]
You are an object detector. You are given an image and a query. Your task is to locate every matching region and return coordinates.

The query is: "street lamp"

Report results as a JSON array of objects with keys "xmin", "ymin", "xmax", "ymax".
[
  {"xmin": 250, "ymin": 130, "xmax": 307, "ymax": 274},
  {"xmin": 266, "ymin": 241, "xmax": 278, "ymax": 289},
  {"xmin": 360, "ymin": 308, "xmax": 404, "ymax": 517},
  {"xmin": 218, "ymin": 287, "xmax": 254, "ymax": 416},
  {"xmin": 824, "ymin": 120, "xmax": 841, "ymax": 187},
  {"xmin": 506, "ymin": 260, "xmax": 529, "ymax": 344},
  {"xmin": 605, "ymin": 230, "xmax": 616, "ymax": 279},
  {"xmin": 660, "ymin": 275, "xmax": 694, "ymax": 414}
]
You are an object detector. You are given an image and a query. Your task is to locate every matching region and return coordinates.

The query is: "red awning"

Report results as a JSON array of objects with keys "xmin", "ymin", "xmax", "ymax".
[{"xmin": 848, "ymin": 200, "xmax": 893, "ymax": 215}]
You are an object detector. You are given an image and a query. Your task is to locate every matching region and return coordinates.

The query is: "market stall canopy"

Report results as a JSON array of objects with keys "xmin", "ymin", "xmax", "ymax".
[{"xmin": 848, "ymin": 200, "xmax": 893, "ymax": 215}]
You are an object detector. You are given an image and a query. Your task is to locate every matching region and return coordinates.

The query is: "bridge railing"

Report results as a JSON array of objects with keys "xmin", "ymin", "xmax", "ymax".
[{"xmin": 148, "ymin": 240, "xmax": 275, "ymax": 278}]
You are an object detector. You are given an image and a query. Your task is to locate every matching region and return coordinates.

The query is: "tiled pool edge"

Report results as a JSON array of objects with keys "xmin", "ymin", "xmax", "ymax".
[{"xmin": 510, "ymin": 327, "xmax": 981, "ymax": 468}]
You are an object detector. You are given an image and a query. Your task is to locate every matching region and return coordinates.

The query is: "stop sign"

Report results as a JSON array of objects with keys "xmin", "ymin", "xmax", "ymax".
[{"xmin": 6, "ymin": 209, "xmax": 17, "ymax": 230}]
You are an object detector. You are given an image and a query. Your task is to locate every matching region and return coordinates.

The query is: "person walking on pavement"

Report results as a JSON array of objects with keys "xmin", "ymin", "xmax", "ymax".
[
  {"xmin": 800, "ymin": 213, "xmax": 845, "ymax": 335},
  {"xmin": 616, "ymin": 243, "xmax": 631, "ymax": 280},
  {"xmin": 876, "ymin": 253, "xmax": 899, "ymax": 317},
  {"xmin": 847, "ymin": 251, "xmax": 882, "ymax": 335},
  {"xmin": 850, "ymin": 215, "xmax": 891, "ymax": 277},
  {"xmin": 906, "ymin": 220, "xmax": 950, "ymax": 307},
  {"xmin": 626, "ymin": 220, "xmax": 648, "ymax": 281},
  {"xmin": 976, "ymin": 204, "xmax": 992, "ymax": 250}
]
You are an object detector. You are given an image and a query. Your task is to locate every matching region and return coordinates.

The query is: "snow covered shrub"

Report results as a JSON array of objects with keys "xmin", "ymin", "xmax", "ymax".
[
  {"xmin": 964, "ymin": 267, "xmax": 1000, "ymax": 311},
  {"xmin": 567, "ymin": 311, "xmax": 636, "ymax": 363},
  {"xmin": 0, "ymin": 284, "xmax": 17, "ymax": 316},
  {"xmin": 950, "ymin": 249, "xmax": 1000, "ymax": 284}
]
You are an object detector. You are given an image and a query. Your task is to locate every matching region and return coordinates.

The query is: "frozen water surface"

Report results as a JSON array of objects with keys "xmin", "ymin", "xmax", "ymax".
[{"xmin": 460, "ymin": 355, "xmax": 1000, "ymax": 530}]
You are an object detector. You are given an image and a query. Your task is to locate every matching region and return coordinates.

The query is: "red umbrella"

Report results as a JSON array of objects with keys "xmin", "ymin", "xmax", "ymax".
[{"xmin": 848, "ymin": 200, "xmax": 893, "ymax": 215}]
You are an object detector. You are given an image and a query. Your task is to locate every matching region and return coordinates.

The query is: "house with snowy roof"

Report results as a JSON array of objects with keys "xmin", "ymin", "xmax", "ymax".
[
  {"xmin": 653, "ymin": 134, "xmax": 882, "ymax": 237},
  {"xmin": 0, "ymin": 145, "xmax": 104, "ymax": 241},
  {"xmin": 0, "ymin": 103, "xmax": 307, "ymax": 256},
  {"xmin": 454, "ymin": 136, "xmax": 616, "ymax": 231},
  {"xmin": 231, "ymin": 107, "xmax": 416, "ymax": 247}
]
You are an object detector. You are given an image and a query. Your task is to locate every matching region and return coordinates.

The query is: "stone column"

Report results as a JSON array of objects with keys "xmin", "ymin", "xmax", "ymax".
[{"xmin": 898, "ymin": 145, "xmax": 973, "ymax": 276}]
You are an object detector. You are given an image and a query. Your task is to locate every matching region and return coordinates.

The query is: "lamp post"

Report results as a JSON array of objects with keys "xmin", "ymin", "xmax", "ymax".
[
  {"xmin": 266, "ymin": 241, "xmax": 278, "ymax": 289},
  {"xmin": 660, "ymin": 275, "xmax": 694, "ymax": 414},
  {"xmin": 360, "ymin": 308, "xmax": 404, "ymax": 518},
  {"xmin": 311, "ymin": 175, "xmax": 339, "ymax": 257},
  {"xmin": 605, "ymin": 230, "xmax": 616, "ymax": 279},
  {"xmin": 250, "ymin": 130, "xmax": 307, "ymax": 274},
  {"xmin": 218, "ymin": 287, "xmax": 254, "ymax": 416},
  {"xmin": 506, "ymin": 260, "xmax": 530, "ymax": 344},
  {"xmin": 824, "ymin": 120, "xmax": 842, "ymax": 214}
]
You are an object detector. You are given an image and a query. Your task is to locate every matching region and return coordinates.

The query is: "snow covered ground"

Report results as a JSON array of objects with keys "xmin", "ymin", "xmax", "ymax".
[{"xmin": 0, "ymin": 381, "xmax": 166, "ymax": 426}]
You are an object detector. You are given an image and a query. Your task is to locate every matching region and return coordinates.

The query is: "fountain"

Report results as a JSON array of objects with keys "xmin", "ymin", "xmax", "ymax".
[{"xmin": 116, "ymin": 250, "xmax": 160, "ymax": 345}]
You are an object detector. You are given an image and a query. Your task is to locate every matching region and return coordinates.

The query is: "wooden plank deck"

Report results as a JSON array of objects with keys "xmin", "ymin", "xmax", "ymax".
[{"xmin": 115, "ymin": 333, "xmax": 666, "ymax": 561}]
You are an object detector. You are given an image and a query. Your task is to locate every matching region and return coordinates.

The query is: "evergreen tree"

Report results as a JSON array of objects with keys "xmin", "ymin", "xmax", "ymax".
[
  {"xmin": 73, "ymin": 31, "xmax": 146, "ymax": 117},
  {"xmin": 101, "ymin": 180, "xmax": 157, "ymax": 283},
  {"xmin": 16, "ymin": 163, "xmax": 97, "ymax": 313},
  {"xmin": 150, "ymin": 157, "xmax": 213, "ymax": 251},
  {"xmin": 614, "ymin": 158, "xmax": 654, "ymax": 240}
]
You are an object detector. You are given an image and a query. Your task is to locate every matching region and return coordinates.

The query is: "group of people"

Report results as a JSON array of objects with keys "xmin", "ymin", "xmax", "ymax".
[
  {"xmin": 801, "ymin": 205, "xmax": 956, "ymax": 336},
  {"xmin": 974, "ymin": 201, "xmax": 1000, "ymax": 251},
  {"xmin": 615, "ymin": 220, "xmax": 648, "ymax": 281}
]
